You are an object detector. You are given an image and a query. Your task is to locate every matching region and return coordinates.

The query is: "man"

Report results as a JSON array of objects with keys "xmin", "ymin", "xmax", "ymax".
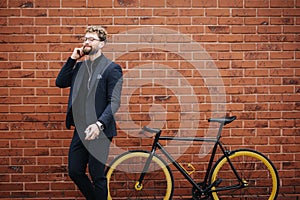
[{"xmin": 56, "ymin": 26, "xmax": 123, "ymax": 200}]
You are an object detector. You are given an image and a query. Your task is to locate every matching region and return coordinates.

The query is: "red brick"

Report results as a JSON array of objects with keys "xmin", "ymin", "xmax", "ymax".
[
  {"xmin": 11, "ymin": 174, "xmax": 36, "ymax": 182},
  {"xmin": 179, "ymin": 8, "xmax": 203, "ymax": 16},
  {"xmin": 22, "ymin": 131, "xmax": 48, "ymax": 139},
  {"xmin": 140, "ymin": 17, "xmax": 166, "ymax": 25},
  {"xmin": 9, "ymin": 53, "xmax": 34, "ymax": 61},
  {"xmin": 205, "ymin": 9, "xmax": 230, "ymax": 16},
  {"xmin": 140, "ymin": 0, "xmax": 165, "ymax": 7},
  {"xmin": 11, "ymin": 139, "xmax": 36, "ymax": 148},
  {"xmin": 245, "ymin": 0, "xmax": 270, "ymax": 7},
  {"xmin": 23, "ymin": 148, "xmax": 49, "ymax": 156},
  {"xmin": 0, "ymin": 183, "xmax": 23, "ymax": 191},
  {"xmin": 270, "ymin": 51, "xmax": 294, "ymax": 59},
  {"xmin": 10, "ymin": 88, "xmax": 35, "ymax": 96},
  {"xmin": 218, "ymin": 35, "xmax": 243, "ymax": 42},
  {"xmin": 0, "ymin": 8, "xmax": 21, "ymax": 16},
  {"xmin": 62, "ymin": 0, "xmax": 86, "ymax": 7},
  {"xmin": 50, "ymin": 148, "xmax": 69, "ymax": 156},
  {"xmin": 51, "ymin": 182, "xmax": 75, "ymax": 190},
  {"xmin": 192, "ymin": 17, "xmax": 217, "ymax": 25},
  {"xmin": 271, "ymin": 0, "xmax": 295, "ymax": 7},
  {"xmin": 218, "ymin": 52, "xmax": 243, "ymax": 60},
  {"xmin": 244, "ymin": 34, "xmax": 269, "ymax": 42},
  {"xmin": 270, "ymin": 69, "xmax": 294, "ymax": 77},
  {"xmin": 35, "ymin": 0, "xmax": 60, "ymax": 7},
  {"xmin": 166, "ymin": 17, "xmax": 191, "ymax": 25},
  {"xmin": 245, "ymin": 52, "xmax": 269, "ymax": 60},
  {"xmin": 271, "ymin": 17, "xmax": 294, "ymax": 25},
  {"xmin": 114, "ymin": 17, "xmax": 139, "ymax": 25},
  {"xmin": 258, "ymin": 26, "xmax": 282, "ymax": 33},
  {"xmin": 128, "ymin": 8, "xmax": 152, "ymax": 16},
  {"xmin": 114, "ymin": 0, "xmax": 139, "ymax": 7},
  {"xmin": 25, "ymin": 183, "xmax": 50, "ymax": 190},
  {"xmin": 232, "ymin": 8, "xmax": 256, "ymax": 16},
  {"xmin": 22, "ymin": 9, "xmax": 47, "ymax": 17},
  {"xmin": 37, "ymin": 156, "xmax": 63, "ymax": 165},
  {"xmin": 37, "ymin": 140, "xmax": 63, "ymax": 147},
  {"xmin": 166, "ymin": 0, "xmax": 192, "ymax": 7},
  {"xmin": 35, "ymin": 17, "xmax": 60, "ymax": 25},
  {"xmin": 8, "ymin": 17, "xmax": 34, "ymax": 26},
  {"xmin": 192, "ymin": 0, "xmax": 217, "ymax": 7},
  {"xmin": 284, "ymin": 8, "xmax": 300, "ymax": 16},
  {"xmin": 219, "ymin": 0, "xmax": 243, "ymax": 7},
  {"xmin": 89, "ymin": 0, "xmax": 113, "ymax": 7}
]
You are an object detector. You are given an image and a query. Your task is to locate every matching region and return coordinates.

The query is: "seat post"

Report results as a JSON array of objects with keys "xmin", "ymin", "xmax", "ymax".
[
  {"xmin": 208, "ymin": 116, "xmax": 236, "ymax": 140},
  {"xmin": 216, "ymin": 122, "xmax": 225, "ymax": 140}
]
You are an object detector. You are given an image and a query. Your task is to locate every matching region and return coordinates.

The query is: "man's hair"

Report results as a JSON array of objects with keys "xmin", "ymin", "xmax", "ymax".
[{"xmin": 85, "ymin": 26, "xmax": 108, "ymax": 42}]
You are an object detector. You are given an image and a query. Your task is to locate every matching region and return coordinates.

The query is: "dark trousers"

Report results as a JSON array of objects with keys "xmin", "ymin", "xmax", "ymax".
[{"xmin": 68, "ymin": 130, "xmax": 111, "ymax": 200}]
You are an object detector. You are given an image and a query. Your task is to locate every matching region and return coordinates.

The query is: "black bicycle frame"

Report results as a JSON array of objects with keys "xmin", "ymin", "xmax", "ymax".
[
  {"xmin": 138, "ymin": 123, "xmax": 245, "ymax": 194},
  {"xmin": 157, "ymin": 137, "xmax": 220, "ymax": 193}
]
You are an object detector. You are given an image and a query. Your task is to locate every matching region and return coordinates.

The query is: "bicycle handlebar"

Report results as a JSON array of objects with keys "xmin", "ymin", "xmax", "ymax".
[{"xmin": 142, "ymin": 126, "xmax": 161, "ymax": 134}]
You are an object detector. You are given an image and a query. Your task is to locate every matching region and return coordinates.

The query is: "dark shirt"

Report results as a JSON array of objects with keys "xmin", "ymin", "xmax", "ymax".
[{"xmin": 73, "ymin": 55, "xmax": 104, "ymax": 134}]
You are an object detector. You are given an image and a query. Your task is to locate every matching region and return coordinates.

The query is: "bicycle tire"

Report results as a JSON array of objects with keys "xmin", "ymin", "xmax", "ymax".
[
  {"xmin": 106, "ymin": 150, "xmax": 174, "ymax": 200},
  {"xmin": 210, "ymin": 149, "xmax": 279, "ymax": 200}
]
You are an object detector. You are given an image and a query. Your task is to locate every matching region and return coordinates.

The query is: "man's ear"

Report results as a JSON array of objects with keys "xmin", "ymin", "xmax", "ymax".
[{"xmin": 99, "ymin": 41, "xmax": 105, "ymax": 49}]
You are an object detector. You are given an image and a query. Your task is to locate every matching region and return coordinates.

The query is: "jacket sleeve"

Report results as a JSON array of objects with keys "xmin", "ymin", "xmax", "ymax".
[
  {"xmin": 56, "ymin": 57, "xmax": 77, "ymax": 88},
  {"xmin": 98, "ymin": 63, "xmax": 123, "ymax": 127}
]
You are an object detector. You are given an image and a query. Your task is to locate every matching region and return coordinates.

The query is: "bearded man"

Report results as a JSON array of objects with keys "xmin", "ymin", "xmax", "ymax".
[{"xmin": 56, "ymin": 26, "xmax": 123, "ymax": 200}]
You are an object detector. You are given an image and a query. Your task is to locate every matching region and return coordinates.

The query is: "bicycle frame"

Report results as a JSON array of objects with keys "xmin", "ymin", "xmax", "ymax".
[{"xmin": 138, "ymin": 122, "xmax": 245, "ymax": 195}]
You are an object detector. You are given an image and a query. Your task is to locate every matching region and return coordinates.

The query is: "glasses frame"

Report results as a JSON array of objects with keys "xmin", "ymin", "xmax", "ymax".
[{"xmin": 81, "ymin": 37, "xmax": 101, "ymax": 42}]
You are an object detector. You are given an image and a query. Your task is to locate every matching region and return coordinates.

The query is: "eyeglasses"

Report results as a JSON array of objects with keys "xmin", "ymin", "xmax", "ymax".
[{"xmin": 81, "ymin": 37, "xmax": 100, "ymax": 42}]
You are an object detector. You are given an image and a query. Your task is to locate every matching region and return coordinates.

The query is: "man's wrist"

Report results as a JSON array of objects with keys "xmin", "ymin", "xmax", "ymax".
[{"xmin": 95, "ymin": 121, "xmax": 104, "ymax": 131}]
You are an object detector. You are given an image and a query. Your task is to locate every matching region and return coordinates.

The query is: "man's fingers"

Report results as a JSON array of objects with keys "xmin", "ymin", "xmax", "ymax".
[
  {"xmin": 84, "ymin": 124, "xmax": 100, "ymax": 140},
  {"xmin": 85, "ymin": 126, "xmax": 92, "ymax": 140}
]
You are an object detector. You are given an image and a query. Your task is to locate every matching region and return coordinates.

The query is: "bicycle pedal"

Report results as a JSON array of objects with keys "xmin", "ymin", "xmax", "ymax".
[{"xmin": 179, "ymin": 163, "xmax": 196, "ymax": 175}]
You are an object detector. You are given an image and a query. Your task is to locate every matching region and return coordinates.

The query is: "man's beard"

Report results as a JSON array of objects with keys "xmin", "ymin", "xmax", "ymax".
[{"xmin": 83, "ymin": 46, "xmax": 98, "ymax": 55}]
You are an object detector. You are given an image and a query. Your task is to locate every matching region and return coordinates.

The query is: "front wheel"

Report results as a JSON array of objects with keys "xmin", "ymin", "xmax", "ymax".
[
  {"xmin": 210, "ymin": 149, "xmax": 279, "ymax": 199},
  {"xmin": 106, "ymin": 150, "xmax": 174, "ymax": 200}
]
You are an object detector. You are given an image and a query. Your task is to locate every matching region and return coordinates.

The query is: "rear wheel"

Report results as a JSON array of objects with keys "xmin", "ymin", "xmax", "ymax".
[
  {"xmin": 210, "ymin": 149, "xmax": 279, "ymax": 199},
  {"xmin": 106, "ymin": 150, "xmax": 174, "ymax": 199}
]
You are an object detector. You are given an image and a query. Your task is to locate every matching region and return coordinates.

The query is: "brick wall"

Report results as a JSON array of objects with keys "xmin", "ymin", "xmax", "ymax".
[{"xmin": 0, "ymin": 0, "xmax": 299, "ymax": 199}]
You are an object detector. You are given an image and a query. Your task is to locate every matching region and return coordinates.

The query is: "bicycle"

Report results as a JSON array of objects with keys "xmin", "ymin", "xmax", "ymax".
[{"xmin": 106, "ymin": 116, "xmax": 279, "ymax": 199}]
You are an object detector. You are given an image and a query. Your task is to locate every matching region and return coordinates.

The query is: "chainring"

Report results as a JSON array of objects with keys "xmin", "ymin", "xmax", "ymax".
[{"xmin": 192, "ymin": 182, "xmax": 212, "ymax": 200}]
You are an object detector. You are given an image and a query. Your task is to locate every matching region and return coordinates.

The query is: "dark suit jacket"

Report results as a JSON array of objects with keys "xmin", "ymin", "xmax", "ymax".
[{"xmin": 56, "ymin": 56, "xmax": 123, "ymax": 138}]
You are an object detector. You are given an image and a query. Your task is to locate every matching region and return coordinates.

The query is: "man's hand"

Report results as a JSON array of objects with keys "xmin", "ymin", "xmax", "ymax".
[
  {"xmin": 84, "ymin": 124, "xmax": 100, "ymax": 140},
  {"xmin": 71, "ymin": 47, "xmax": 84, "ymax": 60}
]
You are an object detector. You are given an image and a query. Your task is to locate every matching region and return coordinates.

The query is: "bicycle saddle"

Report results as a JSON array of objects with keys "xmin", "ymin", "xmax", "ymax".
[{"xmin": 208, "ymin": 116, "xmax": 237, "ymax": 125}]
